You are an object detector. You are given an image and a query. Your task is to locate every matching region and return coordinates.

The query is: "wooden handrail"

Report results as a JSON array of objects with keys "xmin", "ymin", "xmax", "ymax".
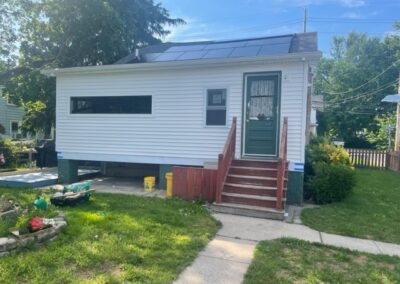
[
  {"xmin": 276, "ymin": 117, "xmax": 288, "ymax": 210},
  {"xmin": 216, "ymin": 117, "xmax": 237, "ymax": 203}
]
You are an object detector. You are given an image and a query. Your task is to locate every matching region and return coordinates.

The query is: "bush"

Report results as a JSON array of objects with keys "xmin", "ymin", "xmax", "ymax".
[
  {"xmin": 0, "ymin": 137, "xmax": 17, "ymax": 169},
  {"xmin": 306, "ymin": 162, "xmax": 356, "ymax": 204},
  {"xmin": 304, "ymin": 136, "xmax": 355, "ymax": 204}
]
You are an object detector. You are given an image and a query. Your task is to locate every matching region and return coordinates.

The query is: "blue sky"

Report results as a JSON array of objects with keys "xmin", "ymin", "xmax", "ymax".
[{"xmin": 160, "ymin": 0, "xmax": 400, "ymax": 56}]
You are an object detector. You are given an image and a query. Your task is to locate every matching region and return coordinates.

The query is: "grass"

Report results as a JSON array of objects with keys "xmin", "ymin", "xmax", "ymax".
[
  {"xmin": 244, "ymin": 238, "xmax": 400, "ymax": 284},
  {"xmin": 0, "ymin": 187, "xmax": 220, "ymax": 284},
  {"xmin": 301, "ymin": 169, "xmax": 400, "ymax": 244}
]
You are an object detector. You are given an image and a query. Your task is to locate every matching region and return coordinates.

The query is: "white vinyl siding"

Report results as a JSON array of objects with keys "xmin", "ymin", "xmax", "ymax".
[
  {"xmin": 0, "ymin": 97, "xmax": 25, "ymax": 137},
  {"xmin": 56, "ymin": 60, "xmax": 308, "ymax": 165}
]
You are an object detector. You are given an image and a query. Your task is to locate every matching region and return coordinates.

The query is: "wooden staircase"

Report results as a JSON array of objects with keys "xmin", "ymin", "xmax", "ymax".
[
  {"xmin": 211, "ymin": 159, "xmax": 287, "ymax": 220},
  {"xmin": 211, "ymin": 117, "xmax": 289, "ymax": 220}
]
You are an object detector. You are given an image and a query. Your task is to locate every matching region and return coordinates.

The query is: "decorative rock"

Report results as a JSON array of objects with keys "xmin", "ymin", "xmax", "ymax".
[
  {"xmin": 0, "ymin": 238, "xmax": 8, "ymax": 252},
  {"xmin": 0, "ymin": 208, "xmax": 19, "ymax": 220},
  {"xmin": 0, "ymin": 214, "xmax": 67, "ymax": 257},
  {"xmin": 57, "ymin": 221, "xmax": 67, "ymax": 228},
  {"xmin": 48, "ymin": 236, "xmax": 58, "ymax": 242},
  {"xmin": 17, "ymin": 237, "xmax": 35, "ymax": 247},
  {"xmin": 6, "ymin": 238, "xmax": 16, "ymax": 250}
]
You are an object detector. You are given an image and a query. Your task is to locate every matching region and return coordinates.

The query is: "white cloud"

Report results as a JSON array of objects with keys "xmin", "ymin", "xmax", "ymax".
[
  {"xmin": 338, "ymin": 0, "xmax": 366, "ymax": 7},
  {"xmin": 342, "ymin": 12, "xmax": 362, "ymax": 19},
  {"xmin": 164, "ymin": 20, "xmax": 304, "ymax": 43},
  {"xmin": 164, "ymin": 18, "xmax": 212, "ymax": 42}
]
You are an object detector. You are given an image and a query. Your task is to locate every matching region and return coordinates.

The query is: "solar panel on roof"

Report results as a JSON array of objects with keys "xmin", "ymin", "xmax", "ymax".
[
  {"xmin": 202, "ymin": 48, "xmax": 233, "ymax": 59},
  {"xmin": 204, "ymin": 41, "xmax": 246, "ymax": 50},
  {"xmin": 166, "ymin": 45, "xmax": 206, "ymax": 52},
  {"xmin": 229, "ymin": 46, "xmax": 261, "ymax": 58},
  {"xmin": 153, "ymin": 52, "xmax": 184, "ymax": 61},
  {"xmin": 143, "ymin": 53, "xmax": 162, "ymax": 62},
  {"xmin": 245, "ymin": 36, "xmax": 292, "ymax": 46},
  {"xmin": 258, "ymin": 43, "xmax": 291, "ymax": 56},
  {"xmin": 177, "ymin": 51, "xmax": 207, "ymax": 60}
]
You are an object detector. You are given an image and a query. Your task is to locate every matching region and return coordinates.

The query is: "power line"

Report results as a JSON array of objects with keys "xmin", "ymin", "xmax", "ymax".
[
  {"xmin": 323, "ymin": 59, "xmax": 400, "ymax": 96},
  {"xmin": 327, "ymin": 78, "xmax": 399, "ymax": 106},
  {"xmin": 308, "ymin": 17, "xmax": 399, "ymax": 24},
  {"xmin": 326, "ymin": 78, "xmax": 400, "ymax": 107}
]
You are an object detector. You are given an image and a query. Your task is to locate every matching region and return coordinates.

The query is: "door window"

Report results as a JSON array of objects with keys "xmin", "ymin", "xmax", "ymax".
[{"xmin": 249, "ymin": 80, "xmax": 274, "ymax": 120}]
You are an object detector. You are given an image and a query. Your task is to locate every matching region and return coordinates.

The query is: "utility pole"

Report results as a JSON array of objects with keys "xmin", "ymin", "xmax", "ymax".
[
  {"xmin": 303, "ymin": 7, "xmax": 307, "ymax": 33},
  {"xmin": 395, "ymin": 72, "xmax": 400, "ymax": 151}
]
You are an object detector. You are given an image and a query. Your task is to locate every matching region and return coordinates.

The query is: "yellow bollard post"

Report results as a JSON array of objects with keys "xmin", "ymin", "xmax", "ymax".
[{"xmin": 165, "ymin": 172, "xmax": 173, "ymax": 198}]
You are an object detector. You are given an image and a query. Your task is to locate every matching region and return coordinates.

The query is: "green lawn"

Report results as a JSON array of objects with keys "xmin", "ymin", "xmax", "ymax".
[
  {"xmin": 244, "ymin": 238, "xmax": 400, "ymax": 284},
  {"xmin": 0, "ymin": 187, "xmax": 220, "ymax": 284},
  {"xmin": 302, "ymin": 169, "xmax": 400, "ymax": 244}
]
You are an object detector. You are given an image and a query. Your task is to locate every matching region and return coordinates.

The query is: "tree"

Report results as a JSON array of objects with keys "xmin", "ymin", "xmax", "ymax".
[
  {"xmin": 2, "ymin": 0, "xmax": 183, "ymax": 138},
  {"xmin": 314, "ymin": 28, "xmax": 400, "ymax": 147},
  {"xmin": 365, "ymin": 113, "xmax": 396, "ymax": 150},
  {"xmin": 0, "ymin": 0, "xmax": 25, "ymax": 67}
]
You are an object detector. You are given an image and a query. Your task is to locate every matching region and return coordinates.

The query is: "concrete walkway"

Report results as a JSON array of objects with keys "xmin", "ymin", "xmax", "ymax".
[{"xmin": 174, "ymin": 213, "xmax": 400, "ymax": 284}]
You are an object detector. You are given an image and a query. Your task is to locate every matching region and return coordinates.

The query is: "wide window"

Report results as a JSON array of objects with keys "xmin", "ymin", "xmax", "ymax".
[
  {"xmin": 206, "ymin": 89, "xmax": 227, "ymax": 126},
  {"xmin": 70, "ymin": 96, "xmax": 152, "ymax": 114}
]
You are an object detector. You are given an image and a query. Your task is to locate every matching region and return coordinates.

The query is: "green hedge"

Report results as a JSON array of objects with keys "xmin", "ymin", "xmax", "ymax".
[{"xmin": 305, "ymin": 137, "xmax": 355, "ymax": 204}]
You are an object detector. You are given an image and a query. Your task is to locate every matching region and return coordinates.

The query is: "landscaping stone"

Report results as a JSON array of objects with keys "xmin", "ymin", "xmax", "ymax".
[
  {"xmin": 0, "ymin": 238, "xmax": 8, "ymax": 252},
  {"xmin": 0, "ymin": 208, "xmax": 19, "ymax": 220},
  {"xmin": 0, "ymin": 214, "xmax": 67, "ymax": 257}
]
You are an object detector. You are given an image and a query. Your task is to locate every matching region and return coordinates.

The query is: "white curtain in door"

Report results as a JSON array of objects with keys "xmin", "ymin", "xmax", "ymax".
[{"xmin": 249, "ymin": 80, "xmax": 274, "ymax": 119}]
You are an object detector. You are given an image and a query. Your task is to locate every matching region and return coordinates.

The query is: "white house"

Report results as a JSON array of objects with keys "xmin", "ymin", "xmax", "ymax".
[
  {"xmin": 50, "ymin": 32, "xmax": 321, "ymax": 214},
  {"xmin": 0, "ymin": 86, "xmax": 25, "ymax": 139}
]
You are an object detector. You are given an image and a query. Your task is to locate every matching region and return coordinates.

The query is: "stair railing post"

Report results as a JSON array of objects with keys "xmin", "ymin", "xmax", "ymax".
[{"xmin": 216, "ymin": 154, "xmax": 223, "ymax": 203}]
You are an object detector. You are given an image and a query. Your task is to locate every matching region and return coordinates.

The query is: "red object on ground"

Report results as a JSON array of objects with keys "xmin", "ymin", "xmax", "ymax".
[{"xmin": 28, "ymin": 217, "xmax": 45, "ymax": 232}]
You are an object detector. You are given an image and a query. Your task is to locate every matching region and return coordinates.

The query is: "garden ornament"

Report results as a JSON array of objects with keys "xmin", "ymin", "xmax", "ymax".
[{"xmin": 33, "ymin": 194, "xmax": 48, "ymax": 210}]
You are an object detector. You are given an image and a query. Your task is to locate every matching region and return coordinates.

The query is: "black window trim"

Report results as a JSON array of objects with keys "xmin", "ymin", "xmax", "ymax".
[
  {"xmin": 205, "ymin": 88, "xmax": 228, "ymax": 127},
  {"xmin": 69, "ymin": 95, "xmax": 153, "ymax": 115}
]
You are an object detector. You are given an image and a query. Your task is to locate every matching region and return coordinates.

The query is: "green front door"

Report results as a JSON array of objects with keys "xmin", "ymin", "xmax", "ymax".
[{"xmin": 243, "ymin": 73, "xmax": 280, "ymax": 156}]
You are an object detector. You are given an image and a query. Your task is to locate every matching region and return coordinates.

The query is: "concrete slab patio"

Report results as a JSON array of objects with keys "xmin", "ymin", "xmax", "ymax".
[
  {"xmin": 174, "ymin": 213, "xmax": 400, "ymax": 284},
  {"xmin": 90, "ymin": 176, "xmax": 166, "ymax": 198}
]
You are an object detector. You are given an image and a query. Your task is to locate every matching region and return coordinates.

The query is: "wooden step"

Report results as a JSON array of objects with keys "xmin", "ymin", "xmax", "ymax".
[
  {"xmin": 221, "ymin": 192, "xmax": 285, "ymax": 208},
  {"xmin": 226, "ymin": 174, "xmax": 287, "ymax": 187},
  {"xmin": 223, "ymin": 182, "xmax": 286, "ymax": 197},
  {"xmin": 210, "ymin": 202, "xmax": 285, "ymax": 220},
  {"xmin": 232, "ymin": 159, "xmax": 278, "ymax": 169},
  {"xmin": 229, "ymin": 166, "xmax": 278, "ymax": 177}
]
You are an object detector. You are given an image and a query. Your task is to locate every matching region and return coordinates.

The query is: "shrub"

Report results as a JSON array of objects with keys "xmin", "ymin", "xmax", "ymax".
[
  {"xmin": 306, "ymin": 162, "xmax": 356, "ymax": 204},
  {"xmin": 0, "ymin": 137, "xmax": 17, "ymax": 169},
  {"xmin": 304, "ymin": 136, "xmax": 355, "ymax": 204}
]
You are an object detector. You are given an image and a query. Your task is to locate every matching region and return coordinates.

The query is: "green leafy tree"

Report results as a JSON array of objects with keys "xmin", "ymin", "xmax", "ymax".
[
  {"xmin": 2, "ymin": 0, "xmax": 183, "ymax": 137},
  {"xmin": 0, "ymin": 0, "xmax": 27, "ymax": 67},
  {"xmin": 314, "ymin": 28, "xmax": 400, "ymax": 147},
  {"xmin": 365, "ymin": 113, "xmax": 396, "ymax": 150}
]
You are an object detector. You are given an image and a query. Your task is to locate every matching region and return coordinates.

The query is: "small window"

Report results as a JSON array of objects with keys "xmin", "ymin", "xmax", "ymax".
[
  {"xmin": 11, "ymin": 121, "xmax": 19, "ymax": 133},
  {"xmin": 206, "ymin": 89, "xmax": 227, "ymax": 126},
  {"xmin": 70, "ymin": 96, "xmax": 152, "ymax": 114}
]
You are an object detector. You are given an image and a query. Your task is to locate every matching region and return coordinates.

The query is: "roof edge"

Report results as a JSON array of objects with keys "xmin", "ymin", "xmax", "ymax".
[{"xmin": 43, "ymin": 51, "xmax": 322, "ymax": 76}]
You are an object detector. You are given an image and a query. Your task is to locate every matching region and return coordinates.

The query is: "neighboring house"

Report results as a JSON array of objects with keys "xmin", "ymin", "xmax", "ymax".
[
  {"xmin": 49, "ymin": 32, "xmax": 321, "ymax": 217},
  {"xmin": 0, "ymin": 86, "xmax": 25, "ymax": 139},
  {"xmin": 310, "ymin": 95, "xmax": 324, "ymax": 135}
]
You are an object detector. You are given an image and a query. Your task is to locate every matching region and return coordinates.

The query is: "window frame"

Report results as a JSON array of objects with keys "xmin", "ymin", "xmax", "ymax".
[
  {"xmin": 204, "ymin": 87, "xmax": 229, "ymax": 128},
  {"xmin": 68, "ymin": 95, "xmax": 154, "ymax": 117},
  {"xmin": 10, "ymin": 120, "xmax": 21, "ymax": 138}
]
